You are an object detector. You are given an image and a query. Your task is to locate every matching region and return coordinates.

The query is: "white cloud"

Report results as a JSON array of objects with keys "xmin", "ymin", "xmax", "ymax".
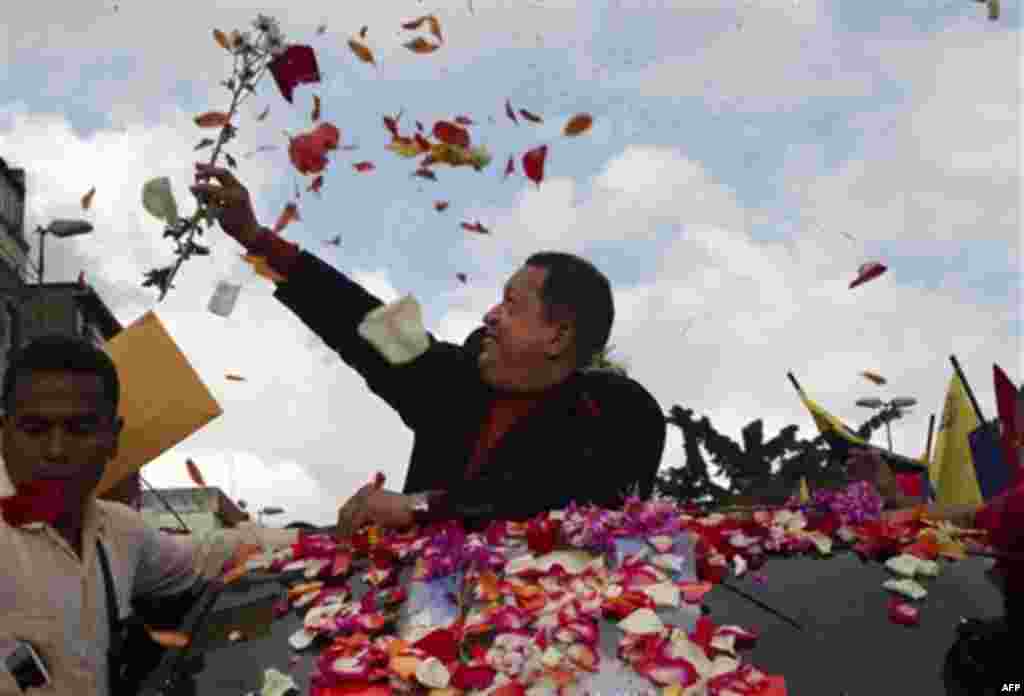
[{"xmin": 1, "ymin": 1, "xmax": 1017, "ymax": 528}]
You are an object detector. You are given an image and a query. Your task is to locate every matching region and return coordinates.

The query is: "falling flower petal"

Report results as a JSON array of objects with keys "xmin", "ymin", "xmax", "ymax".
[
  {"xmin": 308, "ymin": 176, "xmax": 324, "ymax": 194},
  {"xmin": 403, "ymin": 38, "xmax": 440, "ymax": 54},
  {"xmin": 213, "ymin": 29, "xmax": 232, "ymax": 51},
  {"xmin": 142, "ymin": 177, "xmax": 180, "ymax": 224},
  {"xmin": 347, "ymin": 38, "xmax": 376, "ymax": 65},
  {"xmin": 887, "ymin": 597, "xmax": 920, "ymax": 626},
  {"xmin": 268, "ymin": 43, "xmax": 319, "ymax": 102},
  {"xmin": 432, "ymin": 121, "xmax": 471, "ymax": 148},
  {"xmin": 518, "ymin": 108, "xmax": 543, "ymax": 124},
  {"xmin": 849, "ymin": 261, "xmax": 887, "ymax": 289},
  {"xmin": 312, "ymin": 122, "xmax": 340, "ymax": 150},
  {"xmin": 461, "ymin": 221, "xmax": 490, "ymax": 235},
  {"xmin": 225, "ymin": 374, "xmax": 246, "ymax": 382},
  {"xmin": 353, "ymin": 161, "xmax": 375, "ymax": 173},
  {"xmin": 505, "ymin": 99, "xmax": 518, "ymax": 124},
  {"xmin": 504, "ymin": 155, "xmax": 515, "ymax": 179},
  {"xmin": 454, "ymin": 115, "xmax": 475, "ymax": 125},
  {"xmin": 194, "ymin": 111, "xmax": 231, "ymax": 128},
  {"xmin": 81, "ymin": 187, "xmax": 96, "ymax": 210},
  {"xmin": 311, "ymin": 95, "xmax": 321, "ymax": 122},
  {"xmin": 412, "ymin": 168, "xmax": 436, "ymax": 181},
  {"xmin": 272, "ymin": 202, "xmax": 301, "ymax": 235},
  {"xmin": 288, "ymin": 137, "xmax": 326, "ymax": 175},
  {"xmin": 434, "ymin": 200, "xmax": 449, "ymax": 212},
  {"xmin": 185, "ymin": 458, "xmax": 206, "ymax": 487},
  {"xmin": 456, "ymin": 272, "xmax": 468, "ymax": 284},
  {"xmin": 860, "ymin": 370, "xmax": 887, "ymax": 386},
  {"xmin": 522, "ymin": 145, "xmax": 547, "ymax": 187},
  {"xmin": 563, "ymin": 113, "xmax": 593, "ymax": 136}
]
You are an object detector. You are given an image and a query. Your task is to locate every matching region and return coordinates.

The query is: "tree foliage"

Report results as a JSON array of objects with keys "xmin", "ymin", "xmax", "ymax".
[{"xmin": 657, "ymin": 403, "xmax": 908, "ymax": 508}]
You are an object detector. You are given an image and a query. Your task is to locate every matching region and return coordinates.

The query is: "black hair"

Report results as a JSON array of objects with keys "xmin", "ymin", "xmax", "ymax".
[
  {"xmin": 524, "ymin": 251, "xmax": 615, "ymax": 367},
  {"xmin": 2, "ymin": 334, "xmax": 120, "ymax": 418}
]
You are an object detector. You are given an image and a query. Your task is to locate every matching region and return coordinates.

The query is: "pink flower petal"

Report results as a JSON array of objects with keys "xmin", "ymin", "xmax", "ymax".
[
  {"xmin": 887, "ymin": 597, "xmax": 920, "ymax": 626},
  {"xmin": 635, "ymin": 656, "xmax": 699, "ymax": 687}
]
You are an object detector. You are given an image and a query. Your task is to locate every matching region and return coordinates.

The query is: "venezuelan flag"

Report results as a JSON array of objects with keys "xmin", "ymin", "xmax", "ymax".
[{"xmin": 930, "ymin": 372, "xmax": 984, "ymax": 506}]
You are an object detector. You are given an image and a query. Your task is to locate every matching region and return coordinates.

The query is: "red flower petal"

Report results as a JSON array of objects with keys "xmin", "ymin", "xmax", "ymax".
[
  {"xmin": 451, "ymin": 664, "xmax": 496, "ymax": 690},
  {"xmin": 353, "ymin": 161, "xmax": 375, "ymax": 173},
  {"xmin": 503, "ymin": 155, "xmax": 515, "ymax": 180},
  {"xmin": 504, "ymin": 99, "xmax": 518, "ymax": 125},
  {"xmin": 522, "ymin": 145, "xmax": 547, "ymax": 187},
  {"xmin": 432, "ymin": 120, "xmax": 471, "ymax": 148},
  {"xmin": 0, "ymin": 480, "xmax": 66, "ymax": 527},
  {"xmin": 887, "ymin": 597, "xmax": 920, "ymax": 626},
  {"xmin": 412, "ymin": 628, "xmax": 459, "ymax": 664},
  {"xmin": 849, "ymin": 261, "xmax": 887, "ymax": 289},
  {"xmin": 268, "ymin": 45, "xmax": 321, "ymax": 104},
  {"xmin": 289, "ymin": 134, "xmax": 328, "ymax": 175},
  {"xmin": 312, "ymin": 122, "xmax": 341, "ymax": 151}
]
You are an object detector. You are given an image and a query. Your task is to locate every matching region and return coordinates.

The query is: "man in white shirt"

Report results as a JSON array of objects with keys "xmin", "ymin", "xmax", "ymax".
[{"xmin": 0, "ymin": 334, "xmax": 295, "ymax": 695}]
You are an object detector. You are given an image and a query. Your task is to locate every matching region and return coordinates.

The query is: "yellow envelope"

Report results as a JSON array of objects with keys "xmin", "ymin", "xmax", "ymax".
[{"xmin": 96, "ymin": 311, "xmax": 223, "ymax": 495}]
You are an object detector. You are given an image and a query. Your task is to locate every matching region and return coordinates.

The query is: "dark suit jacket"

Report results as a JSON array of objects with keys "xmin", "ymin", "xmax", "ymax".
[{"xmin": 273, "ymin": 251, "xmax": 667, "ymax": 525}]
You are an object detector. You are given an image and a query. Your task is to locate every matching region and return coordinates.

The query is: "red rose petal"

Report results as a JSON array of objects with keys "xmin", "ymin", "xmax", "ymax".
[
  {"xmin": 522, "ymin": 145, "xmax": 547, "ymax": 187},
  {"xmin": 412, "ymin": 628, "xmax": 459, "ymax": 664},
  {"xmin": 268, "ymin": 45, "xmax": 321, "ymax": 104},
  {"xmin": 887, "ymin": 597, "xmax": 920, "ymax": 626},
  {"xmin": 451, "ymin": 664, "xmax": 496, "ymax": 690}
]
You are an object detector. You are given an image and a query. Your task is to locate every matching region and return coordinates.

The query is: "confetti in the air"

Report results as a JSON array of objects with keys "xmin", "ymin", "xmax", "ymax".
[{"xmin": 81, "ymin": 187, "xmax": 96, "ymax": 210}]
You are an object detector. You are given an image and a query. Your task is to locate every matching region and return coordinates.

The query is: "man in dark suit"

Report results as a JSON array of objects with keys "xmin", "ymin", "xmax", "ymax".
[{"xmin": 191, "ymin": 163, "xmax": 667, "ymax": 534}]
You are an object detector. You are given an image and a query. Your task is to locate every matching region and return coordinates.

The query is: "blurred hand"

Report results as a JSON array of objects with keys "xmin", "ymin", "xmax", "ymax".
[
  {"xmin": 189, "ymin": 163, "xmax": 262, "ymax": 242},
  {"xmin": 336, "ymin": 486, "xmax": 414, "ymax": 539}
]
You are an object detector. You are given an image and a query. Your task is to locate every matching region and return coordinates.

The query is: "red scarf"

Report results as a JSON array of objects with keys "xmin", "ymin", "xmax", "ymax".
[{"xmin": 0, "ymin": 479, "xmax": 67, "ymax": 527}]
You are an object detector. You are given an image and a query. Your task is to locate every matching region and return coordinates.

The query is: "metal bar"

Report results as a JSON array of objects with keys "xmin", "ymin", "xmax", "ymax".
[
  {"xmin": 140, "ymin": 474, "xmax": 191, "ymax": 533},
  {"xmin": 718, "ymin": 579, "xmax": 805, "ymax": 631}
]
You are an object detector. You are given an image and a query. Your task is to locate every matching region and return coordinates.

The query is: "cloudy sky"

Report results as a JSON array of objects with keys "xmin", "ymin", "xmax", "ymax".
[{"xmin": 1, "ymin": 0, "xmax": 1019, "ymax": 526}]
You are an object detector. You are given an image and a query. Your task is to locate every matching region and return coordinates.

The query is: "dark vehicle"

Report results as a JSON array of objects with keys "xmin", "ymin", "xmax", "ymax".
[{"xmin": 136, "ymin": 529, "xmax": 1009, "ymax": 696}]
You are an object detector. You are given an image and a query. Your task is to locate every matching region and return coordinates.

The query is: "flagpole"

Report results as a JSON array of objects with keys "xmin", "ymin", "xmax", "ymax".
[
  {"xmin": 950, "ymin": 354, "xmax": 987, "ymax": 423},
  {"xmin": 924, "ymin": 413, "xmax": 936, "ymax": 463},
  {"xmin": 786, "ymin": 372, "xmax": 803, "ymax": 394}
]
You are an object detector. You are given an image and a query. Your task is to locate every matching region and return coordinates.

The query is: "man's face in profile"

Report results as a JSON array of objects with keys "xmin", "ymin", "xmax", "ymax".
[{"xmin": 478, "ymin": 265, "xmax": 567, "ymax": 390}]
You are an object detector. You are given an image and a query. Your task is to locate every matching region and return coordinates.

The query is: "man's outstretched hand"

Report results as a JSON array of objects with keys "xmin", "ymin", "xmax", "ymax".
[
  {"xmin": 190, "ymin": 163, "xmax": 263, "ymax": 245},
  {"xmin": 335, "ymin": 485, "xmax": 415, "ymax": 540}
]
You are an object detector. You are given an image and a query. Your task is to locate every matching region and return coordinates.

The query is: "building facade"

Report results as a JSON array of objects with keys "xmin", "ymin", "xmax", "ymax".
[
  {"xmin": 139, "ymin": 486, "xmax": 251, "ymax": 536},
  {"xmin": 0, "ymin": 157, "xmax": 122, "ymax": 404}
]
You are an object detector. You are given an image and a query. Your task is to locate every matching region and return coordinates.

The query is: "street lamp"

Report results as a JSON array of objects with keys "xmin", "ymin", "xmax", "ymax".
[
  {"xmin": 35, "ymin": 219, "xmax": 93, "ymax": 285},
  {"xmin": 856, "ymin": 397, "xmax": 917, "ymax": 452},
  {"xmin": 257, "ymin": 506, "xmax": 285, "ymax": 526}
]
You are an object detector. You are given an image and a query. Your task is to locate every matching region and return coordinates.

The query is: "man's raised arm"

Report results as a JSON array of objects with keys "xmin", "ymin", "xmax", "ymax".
[{"xmin": 191, "ymin": 163, "xmax": 470, "ymax": 431}]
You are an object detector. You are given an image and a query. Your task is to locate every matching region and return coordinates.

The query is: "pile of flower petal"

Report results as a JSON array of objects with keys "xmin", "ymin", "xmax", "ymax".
[{"xmin": 239, "ymin": 491, "xmax": 989, "ymax": 695}]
